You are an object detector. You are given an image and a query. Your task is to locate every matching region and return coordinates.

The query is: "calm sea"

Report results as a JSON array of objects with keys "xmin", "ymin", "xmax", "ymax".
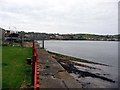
[{"xmin": 38, "ymin": 40, "xmax": 118, "ymax": 67}]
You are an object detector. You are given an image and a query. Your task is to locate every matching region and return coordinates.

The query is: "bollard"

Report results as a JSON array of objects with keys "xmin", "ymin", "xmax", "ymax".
[{"xmin": 26, "ymin": 58, "xmax": 31, "ymax": 65}]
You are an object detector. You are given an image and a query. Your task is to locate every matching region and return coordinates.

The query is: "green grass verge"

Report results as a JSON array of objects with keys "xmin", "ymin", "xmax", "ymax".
[
  {"xmin": 0, "ymin": 45, "xmax": 2, "ymax": 89},
  {"xmin": 2, "ymin": 46, "xmax": 32, "ymax": 88}
]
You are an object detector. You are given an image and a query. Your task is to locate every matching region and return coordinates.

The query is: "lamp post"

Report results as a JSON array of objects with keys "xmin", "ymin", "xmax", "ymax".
[
  {"xmin": 20, "ymin": 31, "xmax": 24, "ymax": 47},
  {"xmin": 42, "ymin": 34, "xmax": 44, "ymax": 49}
]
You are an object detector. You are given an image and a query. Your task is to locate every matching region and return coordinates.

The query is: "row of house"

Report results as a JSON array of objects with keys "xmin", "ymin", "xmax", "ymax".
[
  {"xmin": 1, "ymin": 27, "xmax": 45, "ymax": 42},
  {"xmin": 0, "ymin": 27, "xmax": 119, "ymax": 41}
]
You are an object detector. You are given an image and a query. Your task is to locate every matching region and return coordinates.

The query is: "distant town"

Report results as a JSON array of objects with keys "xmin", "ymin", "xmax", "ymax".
[{"xmin": 0, "ymin": 27, "xmax": 119, "ymax": 42}]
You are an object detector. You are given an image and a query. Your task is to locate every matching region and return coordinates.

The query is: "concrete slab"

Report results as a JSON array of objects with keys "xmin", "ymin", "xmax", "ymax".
[{"xmin": 35, "ymin": 43, "xmax": 82, "ymax": 89}]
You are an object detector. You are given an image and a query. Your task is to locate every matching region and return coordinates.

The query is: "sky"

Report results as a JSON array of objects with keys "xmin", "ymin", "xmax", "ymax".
[{"xmin": 0, "ymin": 0, "xmax": 119, "ymax": 35}]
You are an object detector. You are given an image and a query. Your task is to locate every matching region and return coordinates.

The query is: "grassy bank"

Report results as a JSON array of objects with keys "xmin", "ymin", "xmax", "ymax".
[{"xmin": 2, "ymin": 46, "xmax": 32, "ymax": 88}]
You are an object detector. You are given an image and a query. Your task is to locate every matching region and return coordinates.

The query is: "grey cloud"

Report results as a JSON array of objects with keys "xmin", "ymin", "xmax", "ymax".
[{"xmin": 0, "ymin": 0, "xmax": 119, "ymax": 34}]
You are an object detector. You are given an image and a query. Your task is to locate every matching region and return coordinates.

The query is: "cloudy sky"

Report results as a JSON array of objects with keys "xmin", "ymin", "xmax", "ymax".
[{"xmin": 0, "ymin": 0, "xmax": 119, "ymax": 34}]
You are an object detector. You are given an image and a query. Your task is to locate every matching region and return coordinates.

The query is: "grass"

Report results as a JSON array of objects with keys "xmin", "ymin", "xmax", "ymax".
[
  {"xmin": 0, "ymin": 45, "xmax": 2, "ymax": 89},
  {"xmin": 2, "ymin": 46, "xmax": 32, "ymax": 88}
]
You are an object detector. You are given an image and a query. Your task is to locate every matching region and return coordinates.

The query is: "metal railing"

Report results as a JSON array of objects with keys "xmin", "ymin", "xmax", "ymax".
[{"xmin": 32, "ymin": 42, "xmax": 40, "ymax": 90}]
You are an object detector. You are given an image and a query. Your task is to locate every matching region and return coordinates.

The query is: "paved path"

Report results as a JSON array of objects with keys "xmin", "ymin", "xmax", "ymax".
[{"xmin": 35, "ymin": 43, "xmax": 82, "ymax": 89}]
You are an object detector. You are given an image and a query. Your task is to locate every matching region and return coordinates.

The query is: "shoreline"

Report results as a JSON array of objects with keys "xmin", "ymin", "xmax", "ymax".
[
  {"xmin": 44, "ymin": 39, "xmax": 119, "ymax": 42},
  {"xmin": 48, "ymin": 51, "xmax": 117, "ymax": 88},
  {"xmin": 48, "ymin": 51, "xmax": 110, "ymax": 66}
]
